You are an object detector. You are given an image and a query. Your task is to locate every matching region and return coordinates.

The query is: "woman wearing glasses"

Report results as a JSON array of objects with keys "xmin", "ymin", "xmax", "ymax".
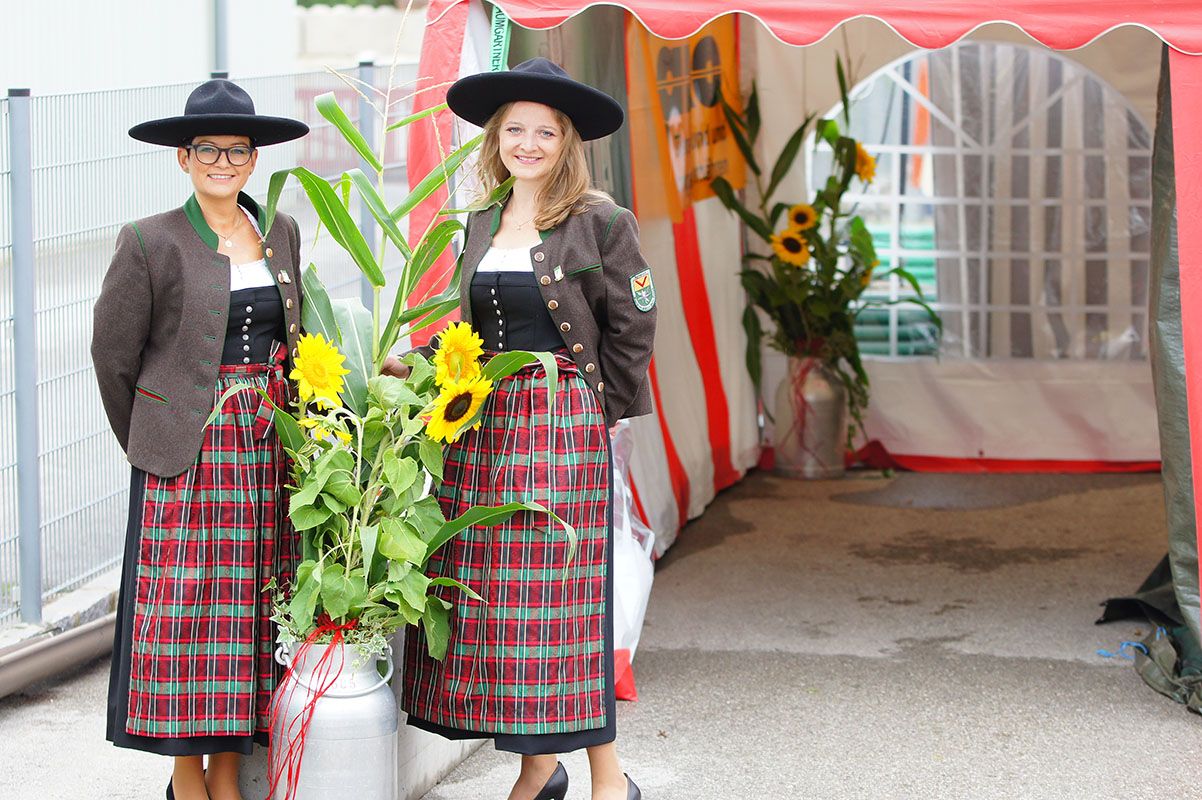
[{"xmin": 92, "ymin": 79, "xmax": 308, "ymax": 800}]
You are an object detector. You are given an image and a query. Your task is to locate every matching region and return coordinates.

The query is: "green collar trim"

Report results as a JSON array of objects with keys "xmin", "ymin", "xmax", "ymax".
[{"xmin": 183, "ymin": 192, "xmax": 266, "ymax": 251}]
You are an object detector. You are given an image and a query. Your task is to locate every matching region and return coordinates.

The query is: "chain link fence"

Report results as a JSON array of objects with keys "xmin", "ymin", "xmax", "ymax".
[{"xmin": 0, "ymin": 63, "xmax": 421, "ymax": 628}]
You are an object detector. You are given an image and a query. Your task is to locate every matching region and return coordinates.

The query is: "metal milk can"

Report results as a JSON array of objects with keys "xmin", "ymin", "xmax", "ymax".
[
  {"xmin": 774, "ymin": 356, "xmax": 849, "ymax": 479},
  {"xmin": 270, "ymin": 642, "xmax": 398, "ymax": 800}
]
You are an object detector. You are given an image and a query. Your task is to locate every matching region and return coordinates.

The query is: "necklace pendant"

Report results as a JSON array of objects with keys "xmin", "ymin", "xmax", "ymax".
[{"xmin": 225, "ymin": 238, "xmax": 234, "ymax": 247}]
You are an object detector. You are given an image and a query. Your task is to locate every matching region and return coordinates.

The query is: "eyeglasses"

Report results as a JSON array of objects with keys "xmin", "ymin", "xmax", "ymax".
[{"xmin": 186, "ymin": 143, "xmax": 254, "ymax": 166}]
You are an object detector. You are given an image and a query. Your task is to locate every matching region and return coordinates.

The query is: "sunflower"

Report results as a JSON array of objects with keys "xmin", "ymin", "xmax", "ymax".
[
  {"xmin": 426, "ymin": 375, "xmax": 493, "ymax": 444},
  {"xmin": 290, "ymin": 333, "xmax": 351, "ymax": 409},
  {"xmin": 433, "ymin": 321, "xmax": 484, "ymax": 385},
  {"xmin": 855, "ymin": 143, "xmax": 876, "ymax": 184},
  {"xmin": 787, "ymin": 203, "xmax": 818, "ymax": 231},
  {"xmin": 770, "ymin": 229, "xmax": 811, "ymax": 267}
]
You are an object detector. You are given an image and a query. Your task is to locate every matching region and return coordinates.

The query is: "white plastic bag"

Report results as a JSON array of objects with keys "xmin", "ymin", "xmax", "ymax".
[{"xmin": 610, "ymin": 420, "xmax": 656, "ymax": 657}]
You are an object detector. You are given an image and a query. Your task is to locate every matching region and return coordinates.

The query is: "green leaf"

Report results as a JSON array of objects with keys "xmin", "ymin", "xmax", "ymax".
[
  {"xmin": 291, "ymin": 500, "xmax": 334, "ymax": 531},
  {"xmin": 300, "ymin": 265, "xmax": 340, "ymax": 343},
  {"xmin": 380, "ymin": 231, "xmax": 462, "ymax": 355},
  {"xmin": 263, "ymin": 168, "xmax": 291, "ymax": 237},
  {"xmin": 290, "ymin": 166, "xmax": 386, "ymax": 287},
  {"xmin": 422, "ymin": 598, "xmax": 451, "ymax": 660},
  {"xmin": 398, "ymin": 218, "xmax": 464, "ymax": 315},
  {"xmin": 746, "ymin": 82, "xmax": 761, "ymax": 141},
  {"xmin": 407, "ymin": 495, "xmax": 446, "ymax": 543},
  {"xmin": 398, "ymin": 569, "xmax": 431, "ymax": 612},
  {"xmin": 719, "ymin": 93, "xmax": 760, "ymax": 177},
  {"xmin": 424, "ymin": 501, "xmax": 577, "ymax": 567},
  {"xmin": 710, "ymin": 176, "xmax": 773, "ymax": 242},
  {"xmin": 315, "ymin": 92, "xmax": 383, "ymax": 173},
  {"xmin": 368, "ymin": 375, "xmax": 422, "ymax": 410},
  {"xmin": 742, "ymin": 304, "xmax": 764, "ymax": 405},
  {"xmin": 320, "ymin": 569, "xmax": 357, "ymax": 620},
  {"xmin": 384, "ymin": 101, "xmax": 448, "ymax": 132},
  {"xmin": 836, "ymin": 56, "xmax": 851, "ymax": 127},
  {"xmin": 378, "ymin": 517, "xmax": 427, "ymax": 563},
  {"xmin": 418, "ymin": 438, "xmax": 444, "ymax": 482},
  {"xmin": 289, "ymin": 560, "xmax": 322, "ymax": 628},
  {"xmin": 323, "ymin": 464, "xmax": 363, "ymax": 508},
  {"xmin": 359, "ymin": 523, "xmax": 379, "ymax": 578},
  {"xmin": 443, "ymin": 176, "xmax": 516, "ymax": 214},
  {"xmin": 765, "ymin": 112, "xmax": 816, "ymax": 200},
  {"xmin": 207, "ymin": 382, "xmax": 306, "ymax": 454},
  {"xmin": 391, "ymin": 134, "xmax": 482, "ymax": 222},
  {"xmin": 429, "ymin": 576, "xmax": 484, "ymax": 602},
  {"xmin": 382, "ymin": 449, "xmax": 419, "ymax": 496},
  {"xmin": 816, "ymin": 119, "xmax": 840, "ymax": 148},
  {"xmin": 330, "ymin": 299, "xmax": 373, "ymax": 416},
  {"xmin": 348, "ymin": 168, "xmax": 411, "ymax": 259}
]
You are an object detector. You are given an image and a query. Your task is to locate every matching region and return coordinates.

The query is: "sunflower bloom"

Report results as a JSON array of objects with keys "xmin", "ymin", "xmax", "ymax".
[
  {"xmin": 426, "ymin": 375, "xmax": 493, "ymax": 444},
  {"xmin": 787, "ymin": 203, "xmax": 818, "ymax": 231},
  {"xmin": 433, "ymin": 321, "xmax": 484, "ymax": 385},
  {"xmin": 771, "ymin": 229, "xmax": 811, "ymax": 268},
  {"xmin": 855, "ymin": 143, "xmax": 876, "ymax": 184},
  {"xmin": 290, "ymin": 333, "xmax": 351, "ymax": 409}
]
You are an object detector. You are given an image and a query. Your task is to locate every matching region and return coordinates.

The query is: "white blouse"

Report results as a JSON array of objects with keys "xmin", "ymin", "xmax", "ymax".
[
  {"xmin": 476, "ymin": 244, "xmax": 535, "ymax": 272},
  {"xmin": 229, "ymin": 206, "xmax": 275, "ymax": 291}
]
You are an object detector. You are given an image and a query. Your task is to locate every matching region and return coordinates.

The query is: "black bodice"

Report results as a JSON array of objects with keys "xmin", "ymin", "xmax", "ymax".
[
  {"xmin": 223, "ymin": 286, "xmax": 285, "ymax": 364},
  {"xmin": 469, "ymin": 271, "xmax": 564, "ymax": 352}
]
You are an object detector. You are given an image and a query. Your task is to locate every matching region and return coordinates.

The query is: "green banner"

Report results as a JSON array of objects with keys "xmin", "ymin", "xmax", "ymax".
[{"xmin": 490, "ymin": 4, "xmax": 511, "ymax": 72}]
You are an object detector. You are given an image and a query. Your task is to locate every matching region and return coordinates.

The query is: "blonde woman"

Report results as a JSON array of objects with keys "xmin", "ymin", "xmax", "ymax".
[{"xmin": 398, "ymin": 58, "xmax": 657, "ymax": 800}]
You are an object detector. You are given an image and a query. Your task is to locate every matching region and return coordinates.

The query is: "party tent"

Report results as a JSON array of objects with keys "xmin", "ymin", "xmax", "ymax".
[{"xmin": 404, "ymin": 0, "xmax": 1202, "ymax": 691}]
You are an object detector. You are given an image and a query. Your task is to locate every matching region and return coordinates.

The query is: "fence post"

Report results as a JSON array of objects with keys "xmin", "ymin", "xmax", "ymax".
[
  {"xmin": 358, "ymin": 60, "xmax": 376, "ymax": 310},
  {"xmin": 8, "ymin": 89, "xmax": 42, "ymax": 625},
  {"xmin": 213, "ymin": 0, "xmax": 229, "ymax": 76}
]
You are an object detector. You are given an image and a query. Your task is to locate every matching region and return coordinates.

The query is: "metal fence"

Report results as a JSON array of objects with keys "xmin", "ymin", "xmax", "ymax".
[{"xmin": 0, "ymin": 63, "xmax": 420, "ymax": 628}]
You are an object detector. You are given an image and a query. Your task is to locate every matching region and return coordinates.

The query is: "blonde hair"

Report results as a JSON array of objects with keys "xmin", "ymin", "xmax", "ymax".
[{"xmin": 476, "ymin": 102, "xmax": 609, "ymax": 230}]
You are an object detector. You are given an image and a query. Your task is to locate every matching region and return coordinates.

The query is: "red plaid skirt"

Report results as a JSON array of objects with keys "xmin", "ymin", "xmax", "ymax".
[
  {"xmin": 401, "ymin": 353, "xmax": 611, "ymax": 735},
  {"xmin": 120, "ymin": 349, "xmax": 295, "ymax": 740}
]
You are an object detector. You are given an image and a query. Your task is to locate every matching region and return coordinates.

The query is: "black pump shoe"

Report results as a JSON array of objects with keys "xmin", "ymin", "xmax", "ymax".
[
  {"xmin": 165, "ymin": 777, "xmax": 174, "ymax": 800},
  {"xmin": 533, "ymin": 762, "xmax": 569, "ymax": 800},
  {"xmin": 625, "ymin": 773, "xmax": 642, "ymax": 800}
]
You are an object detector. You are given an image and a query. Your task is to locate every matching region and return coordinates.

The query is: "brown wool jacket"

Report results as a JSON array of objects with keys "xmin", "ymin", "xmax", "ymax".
[
  {"xmin": 91, "ymin": 193, "xmax": 304, "ymax": 478},
  {"xmin": 457, "ymin": 198, "xmax": 658, "ymax": 427}
]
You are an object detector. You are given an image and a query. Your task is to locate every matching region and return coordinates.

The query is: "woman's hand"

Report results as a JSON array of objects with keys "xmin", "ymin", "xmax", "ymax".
[{"xmin": 380, "ymin": 355, "xmax": 410, "ymax": 379}]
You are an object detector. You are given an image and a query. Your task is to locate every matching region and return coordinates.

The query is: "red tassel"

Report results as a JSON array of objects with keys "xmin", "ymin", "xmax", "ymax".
[{"xmin": 266, "ymin": 614, "xmax": 360, "ymax": 800}]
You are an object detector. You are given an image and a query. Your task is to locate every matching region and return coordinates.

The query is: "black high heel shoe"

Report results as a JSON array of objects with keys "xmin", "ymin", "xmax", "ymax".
[
  {"xmin": 165, "ymin": 777, "xmax": 174, "ymax": 800},
  {"xmin": 533, "ymin": 762, "xmax": 569, "ymax": 800},
  {"xmin": 625, "ymin": 773, "xmax": 642, "ymax": 800}
]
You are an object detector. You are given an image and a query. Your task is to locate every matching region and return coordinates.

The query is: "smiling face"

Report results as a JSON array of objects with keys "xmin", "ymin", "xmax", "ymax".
[
  {"xmin": 497, "ymin": 101, "xmax": 565, "ymax": 188},
  {"xmin": 177, "ymin": 134, "xmax": 257, "ymax": 202}
]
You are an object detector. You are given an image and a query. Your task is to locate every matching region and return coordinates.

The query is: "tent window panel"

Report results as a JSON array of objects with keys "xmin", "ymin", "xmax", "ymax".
[{"xmin": 818, "ymin": 42, "xmax": 1152, "ymax": 359}]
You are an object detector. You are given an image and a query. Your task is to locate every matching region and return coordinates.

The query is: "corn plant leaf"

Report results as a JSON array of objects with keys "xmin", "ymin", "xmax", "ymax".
[
  {"xmin": 400, "ymin": 218, "xmax": 464, "ymax": 306},
  {"xmin": 429, "ymin": 576, "xmax": 483, "ymax": 602},
  {"xmin": 263, "ymin": 168, "xmax": 291, "ymax": 237},
  {"xmin": 291, "ymin": 166, "xmax": 386, "ymax": 287},
  {"xmin": 330, "ymin": 298, "xmax": 373, "ymax": 416},
  {"xmin": 836, "ymin": 57, "xmax": 851, "ymax": 126},
  {"xmin": 444, "ymin": 176, "xmax": 516, "ymax": 214},
  {"xmin": 746, "ymin": 82, "xmax": 761, "ymax": 141},
  {"xmin": 390, "ymin": 133, "xmax": 482, "ymax": 222},
  {"xmin": 719, "ymin": 92, "xmax": 760, "ymax": 177},
  {"xmin": 710, "ymin": 176, "xmax": 773, "ymax": 242},
  {"xmin": 300, "ymin": 264, "xmax": 340, "ymax": 343},
  {"xmin": 384, "ymin": 101, "xmax": 448, "ymax": 132},
  {"xmin": 315, "ymin": 91, "xmax": 383, "ymax": 173},
  {"xmin": 765, "ymin": 112, "xmax": 816, "ymax": 200},
  {"xmin": 347, "ymin": 168, "xmax": 411, "ymax": 260},
  {"xmin": 424, "ymin": 501, "xmax": 577, "ymax": 567},
  {"xmin": 208, "ymin": 383, "xmax": 306, "ymax": 454},
  {"xmin": 816, "ymin": 118, "xmax": 840, "ymax": 148}
]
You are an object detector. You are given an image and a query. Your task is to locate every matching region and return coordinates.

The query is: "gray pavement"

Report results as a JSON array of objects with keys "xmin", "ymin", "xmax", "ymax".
[{"xmin": 1, "ymin": 471, "xmax": 1199, "ymax": 799}]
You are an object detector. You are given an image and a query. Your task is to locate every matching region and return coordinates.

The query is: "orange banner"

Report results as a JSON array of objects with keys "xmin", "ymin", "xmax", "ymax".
[{"xmin": 626, "ymin": 16, "xmax": 744, "ymax": 222}]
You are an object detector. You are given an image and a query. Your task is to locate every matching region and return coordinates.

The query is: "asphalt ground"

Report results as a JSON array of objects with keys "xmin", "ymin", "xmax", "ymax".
[
  {"xmin": 1, "ymin": 471, "xmax": 1198, "ymax": 799},
  {"xmin": 422, "ymin": 470, "xmax": 1202, "ymax": 800}
]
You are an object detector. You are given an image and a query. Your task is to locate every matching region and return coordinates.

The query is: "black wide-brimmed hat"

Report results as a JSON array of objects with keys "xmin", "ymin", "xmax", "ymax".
[
  {"xmin": 447, "ymin": 57, "xmax": 623, "ymax": 141},
  {"xmin": 128, "ymin": 79, "xmax": 309, "ymax": 147}
]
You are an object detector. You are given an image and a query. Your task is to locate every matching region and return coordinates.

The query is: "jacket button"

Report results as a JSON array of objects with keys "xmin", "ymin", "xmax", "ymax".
[
  {"xmin": 292, "ymin": 347, "xmax": 299, "ymax": 358},
  {"xmin": 572, "ymin": 343, "xmax": 583, "ymax": 354},
  {"xmin": 540, "ymin": 275, "xmax": 551, "ymax": 286},
  {"xmin": 286, "ymin": 298, "xmax": 294, "ymax": 309},
  {"xmin": 289, "ymin": 323, "xmax": 297, "ymax": 333},
  {"xmin": 534, "ymin": 251, "xmax": 545, "ymax": 262},
  {"xmin": 560, "ymin": 322, "xmax": 571, "ymax": 332},
  {"xmin": 547, "ymin": 300, "xmax": 559, "ymax": 310},
  {"xmin": 585, "ymin": 363, "xmax": 595, "ymax": 373},
  {"xmin": 597, "ymin": 381, "xmax": 605, "ymax": 392},
  {"xmin": 265, "ymin": 247, "xmax": 274, "ymax": 258}
]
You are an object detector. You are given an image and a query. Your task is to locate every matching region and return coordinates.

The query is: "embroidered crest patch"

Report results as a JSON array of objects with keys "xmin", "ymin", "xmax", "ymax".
[{"xmin": 630, "ymin": 269, "xmax": 655, "ymax": 312}]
